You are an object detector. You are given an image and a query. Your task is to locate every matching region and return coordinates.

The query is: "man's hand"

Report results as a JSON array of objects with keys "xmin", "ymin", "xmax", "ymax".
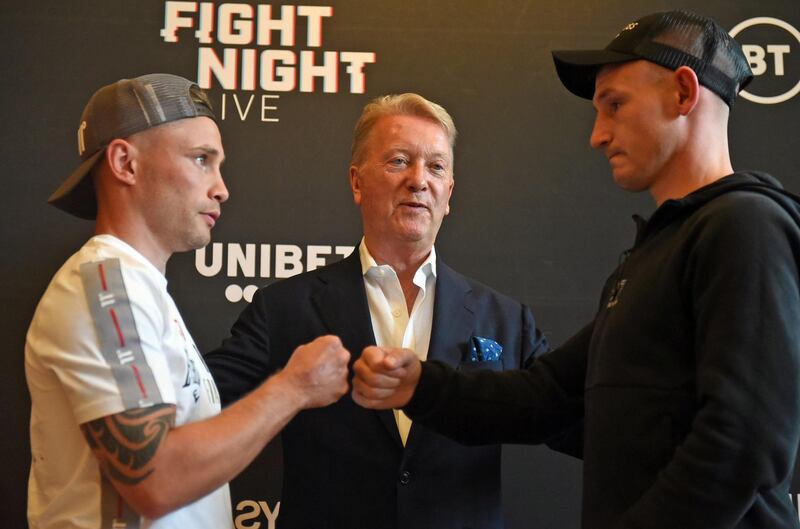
[
  {"xmin": 279, "ymin": 335, "xmax": 351, "ymax": 409},
  {"xmin": 352, "ymin": 346, "xmax": 421, "ymax": 409}
]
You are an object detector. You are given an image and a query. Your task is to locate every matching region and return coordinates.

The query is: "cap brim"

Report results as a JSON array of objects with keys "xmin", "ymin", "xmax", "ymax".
[
  {"xmin": 47, "ymin": 149, "xmax": 103, "ymax": 220},
  {"xmin": 552, "ymin": 49, "xmax": 639, "ymax": 100}
]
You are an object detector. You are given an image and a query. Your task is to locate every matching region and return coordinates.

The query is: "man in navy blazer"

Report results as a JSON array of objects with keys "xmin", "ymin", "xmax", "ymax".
[{"xmin": 205, "ymin": 93, "xmax": 548, "ymax": 529}]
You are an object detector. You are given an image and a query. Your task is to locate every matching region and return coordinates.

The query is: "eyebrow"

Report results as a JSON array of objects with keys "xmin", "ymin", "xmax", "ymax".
[
  {"xmin": 386, "ymin": 145, "xmax": 451, "ymax": 160},
  {"xmin": 593, "ymin": 88, "xmax": 613, "ymax": 107},
  {"xmin": 593, "ymin": 87, "xmax": 629, "ymax": 111},
  {"xmin": 195, "ymin": 145, "xmax": 225, "ymax": 164}
]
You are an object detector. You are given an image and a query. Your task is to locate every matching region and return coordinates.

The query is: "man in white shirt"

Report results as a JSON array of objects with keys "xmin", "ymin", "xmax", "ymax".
[
  {"xmin": 205, "ymin": 93, "xmax": 549, "ymax": 529},
  {"xmin": 25, "ymin": 73, "xmax": 350, "ymax": 529}
]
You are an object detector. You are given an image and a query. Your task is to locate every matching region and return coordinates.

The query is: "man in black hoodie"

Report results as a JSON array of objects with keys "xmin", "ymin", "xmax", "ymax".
[{"xmin": 351, "ymin": 10, "xmax": 800, "ymax": 529}]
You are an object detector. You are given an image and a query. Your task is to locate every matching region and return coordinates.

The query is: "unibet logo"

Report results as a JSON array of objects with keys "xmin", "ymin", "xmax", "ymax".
[
  {"xmin": 195, "ymin": 242, "xmax": 355, "ymax": 303},
  {"xmin": 730, "ymin": 17, "xmax": 800, "ymax": 104}
]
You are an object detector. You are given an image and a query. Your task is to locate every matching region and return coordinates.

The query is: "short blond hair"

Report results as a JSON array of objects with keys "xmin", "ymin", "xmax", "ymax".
[{"xmin": 350, "ymin": 93, "xmax": 457, "ymax": 165}]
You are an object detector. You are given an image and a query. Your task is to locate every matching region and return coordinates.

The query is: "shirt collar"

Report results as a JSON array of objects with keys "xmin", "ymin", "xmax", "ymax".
[
  {"xmin": 92, "ymin": 234, "xmax": 168, "ymax": 286},
  {"xmin": 358, "ymin": 237, "xmax": 437, "ymax": 286}
]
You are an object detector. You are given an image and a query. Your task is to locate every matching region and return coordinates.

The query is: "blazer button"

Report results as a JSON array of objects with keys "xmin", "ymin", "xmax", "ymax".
[{"xmin": 399, "ymin": 470, "xmax": 411, "ymax": 485}]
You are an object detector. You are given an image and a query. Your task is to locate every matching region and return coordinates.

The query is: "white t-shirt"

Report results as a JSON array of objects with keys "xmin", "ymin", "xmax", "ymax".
[{"xmin": 25, "ymin": 234, "xmax": 231, "ymax": 529}]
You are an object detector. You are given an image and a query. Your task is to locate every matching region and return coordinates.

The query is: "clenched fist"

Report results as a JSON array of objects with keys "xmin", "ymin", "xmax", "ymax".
[
  {"xmin": 281, "ymin": 335, "xmax": 351, "ymax": 409},
  {"xmin": 352, "ymin": 346, "xmax": 421, "ymax": 409}
]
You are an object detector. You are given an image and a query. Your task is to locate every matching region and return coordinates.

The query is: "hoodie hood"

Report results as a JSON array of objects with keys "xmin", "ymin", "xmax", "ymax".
[{"xmin": 634, "ymin": 171, "xmax": 800, "ymax": 246}]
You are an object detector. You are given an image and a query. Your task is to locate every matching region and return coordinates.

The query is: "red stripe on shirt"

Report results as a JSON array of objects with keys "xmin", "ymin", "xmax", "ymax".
[
  {"xmin": 109, "ymin": 308, "xmax": 126, "ymax": 348},
  {"xmin": 98, "ymin": 263, "xmax": 108, "ymax": 291},
  {"xmin": 131, "ymin": 364, "xmax": 148, "ymax": 398}
]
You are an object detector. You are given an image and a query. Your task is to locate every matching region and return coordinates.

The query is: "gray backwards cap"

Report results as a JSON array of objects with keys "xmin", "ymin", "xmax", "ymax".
[
  {"xmin": 49, "ymin": 73, "xmax": 216, "ymax": 219},
  {"xmin": 552, "ymin": 10, "xmax": 754, "ymax": 107}
]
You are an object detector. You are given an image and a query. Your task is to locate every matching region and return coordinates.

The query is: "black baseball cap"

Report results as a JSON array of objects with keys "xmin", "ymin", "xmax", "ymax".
[
  {"xmin": 49, "ymin": 73, "xmax": 216, "ymax": 219},
  {"xmin": 552, "ymin": 10, "xmax": 754, "ymax": 107}
]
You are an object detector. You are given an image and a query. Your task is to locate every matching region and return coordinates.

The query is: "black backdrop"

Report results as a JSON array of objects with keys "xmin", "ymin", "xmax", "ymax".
[{"xmin": 2, "ymin": 1, "xmax": 799, "ymax": 527}]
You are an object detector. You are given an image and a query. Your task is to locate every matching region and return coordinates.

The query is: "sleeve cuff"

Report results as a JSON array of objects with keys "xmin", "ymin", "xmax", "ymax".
[{"xmin": 403, "ymin": 360, "xmax": 451, "ymax": 419}]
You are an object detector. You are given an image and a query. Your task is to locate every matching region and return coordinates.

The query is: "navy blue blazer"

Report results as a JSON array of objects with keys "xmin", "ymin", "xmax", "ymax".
[{"xmin": 205, "ymin": 248, "xmax": 548, "ymax": 529}]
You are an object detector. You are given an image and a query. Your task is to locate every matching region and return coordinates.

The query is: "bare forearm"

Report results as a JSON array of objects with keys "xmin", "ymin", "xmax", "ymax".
[
  {"xmin": 84, "ymin": 334, "xmax": 349, "ymax": 519},
  {"xmin": 139, "ymin": 372, "xmax": 304, "ymax": 516}
]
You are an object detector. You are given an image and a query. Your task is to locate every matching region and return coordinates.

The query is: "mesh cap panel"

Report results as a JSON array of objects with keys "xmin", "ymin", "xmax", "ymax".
[{"xmin": 552, "ymin": 10, "xmax": 754, "ymax": 106}]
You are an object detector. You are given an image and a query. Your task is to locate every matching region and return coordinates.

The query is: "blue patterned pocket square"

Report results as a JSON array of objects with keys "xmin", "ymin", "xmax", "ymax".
[{"xmin": 468, "ymin": 336, "xmax": 503, "ymax": 362}]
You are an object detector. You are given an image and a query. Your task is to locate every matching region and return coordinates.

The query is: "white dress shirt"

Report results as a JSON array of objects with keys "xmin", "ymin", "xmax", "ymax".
[{"xmin": 359, "ymin": 239, "xmax": 437, "ymax": 445}]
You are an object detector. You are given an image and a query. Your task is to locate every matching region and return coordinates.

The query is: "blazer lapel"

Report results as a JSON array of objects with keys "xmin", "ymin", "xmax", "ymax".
[
  {"xmin": 405, "ymin": 258, "xmax": 474, "ymax": 449},
  {"xmin": 427, "ymin": 259, "xmax": 475, "ymax": 365},
  {"xmin": 311, "ymin": 250, "xmax": 375, "ymax": 357},
  {"xmin": 310, "ymin": 247, "xmax": 403, "ymax": 446}
]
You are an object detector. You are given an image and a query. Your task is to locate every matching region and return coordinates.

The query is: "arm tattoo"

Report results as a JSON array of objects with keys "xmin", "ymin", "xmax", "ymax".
[{"xmin": 82, "ymin": 404, "xmax": 176, "ymax": 485}]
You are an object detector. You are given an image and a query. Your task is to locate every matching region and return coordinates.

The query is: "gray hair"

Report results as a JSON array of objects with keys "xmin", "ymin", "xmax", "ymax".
[{"xmin": 350, "ymin": 93, "xmax": 457, "ymax": 165}]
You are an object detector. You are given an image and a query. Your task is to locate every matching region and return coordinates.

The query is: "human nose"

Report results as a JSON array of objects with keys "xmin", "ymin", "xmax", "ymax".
[
  {"xmin": 406, "ymin": 160, "xmax": 428, "ymax": 192},
  {"xmin": 211, "ymin": 169, "xmax": 230, "ymax": 203},
  {"xmin": 589, "ymin": 113, "xmax": 610, "ymax": 150}
]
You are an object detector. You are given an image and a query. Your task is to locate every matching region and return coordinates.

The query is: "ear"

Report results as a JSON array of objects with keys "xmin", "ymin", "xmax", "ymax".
[
  {"xmin": 444, "ymin": 175, "xmax": 454, "ymax": 216},
  {"xmin": 349, "ymin": 165, "xmax": 362, "ymax": 206},
  {"xmin": 673, "ymin": 66, "xmax": 700, "ymax": 115},
  {"xmin": 104, "ymin": 138, "xmax": 138, "ymax": 186}
]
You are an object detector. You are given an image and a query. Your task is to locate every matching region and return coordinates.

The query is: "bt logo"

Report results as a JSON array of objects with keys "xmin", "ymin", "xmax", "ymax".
[{"xmin": 730, "ymin": 17, "xmax": 800, "ymax": 104}]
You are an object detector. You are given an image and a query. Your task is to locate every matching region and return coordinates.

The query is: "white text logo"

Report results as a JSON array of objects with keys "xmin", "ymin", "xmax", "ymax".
[
  {"xmin": 730, "ymin": 17, "xmax": 800, "ymax": 104},
  {"xmin": 196, "ymin": 242, "xmax": 354, "ymax": 302},
  {"xmin": 161, "ymin": 2, "xmax": 377, "ymax": 123}
]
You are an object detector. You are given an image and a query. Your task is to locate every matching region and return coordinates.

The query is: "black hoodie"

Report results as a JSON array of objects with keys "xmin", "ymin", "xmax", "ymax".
[{"xmin": 407, "ymin": 172, "xmax": 800, "ymax": 529}]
